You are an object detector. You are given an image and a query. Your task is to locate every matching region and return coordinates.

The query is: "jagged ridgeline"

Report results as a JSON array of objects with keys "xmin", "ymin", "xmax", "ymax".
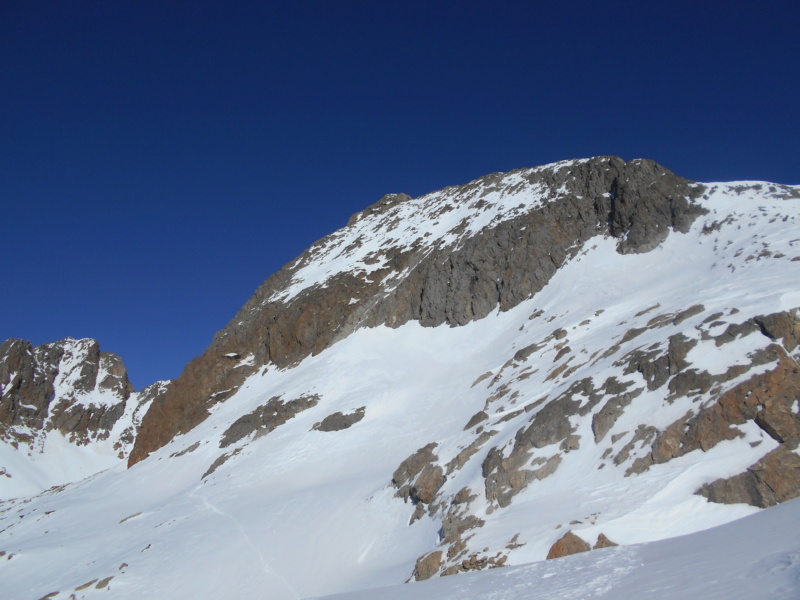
[
  {"xmin": 0, "ymin": 338, "xmax": 168, "ymax": 453},
  {"xmin": 129, "ymin": 156, "xmax": 708, "ymax": 465},
  {"xmin": 0, "ymin": 337, "xmax": 170, "ymax": 495}
]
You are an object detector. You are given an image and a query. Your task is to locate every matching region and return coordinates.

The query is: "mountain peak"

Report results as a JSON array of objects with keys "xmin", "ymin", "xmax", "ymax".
[
  {"xmin": 3, "ymin": 158, "xmax": 800, "ymax": 599},
  {"xmin": 129, "ymin": 156, "xmax": 707, "ymax": 466},
  {"xmin": 0, "ymin": 337, "xmax": 169, "ymax": 496}
]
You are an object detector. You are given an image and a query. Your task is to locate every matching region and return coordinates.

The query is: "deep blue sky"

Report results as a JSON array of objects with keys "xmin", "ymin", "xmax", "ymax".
[{"xmin": 2, "ymin": 1, "xmax": 798, "ymax": 389}]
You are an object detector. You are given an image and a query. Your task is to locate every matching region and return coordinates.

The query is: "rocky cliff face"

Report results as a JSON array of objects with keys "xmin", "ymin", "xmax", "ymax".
[{"xmin": 129, "ymin": 156, "xmax": 706, "ymax": 465}]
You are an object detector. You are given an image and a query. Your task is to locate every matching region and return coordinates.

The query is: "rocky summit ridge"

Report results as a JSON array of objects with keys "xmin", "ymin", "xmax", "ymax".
[{"xmin": 2, "ymin": 156, "xmax": 800, "ymax": 599}]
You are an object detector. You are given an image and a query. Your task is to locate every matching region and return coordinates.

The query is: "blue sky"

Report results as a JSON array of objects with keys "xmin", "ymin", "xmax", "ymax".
[{"xmin": 2, "ymin": 1, "xmax": 798, "ymax": 389}]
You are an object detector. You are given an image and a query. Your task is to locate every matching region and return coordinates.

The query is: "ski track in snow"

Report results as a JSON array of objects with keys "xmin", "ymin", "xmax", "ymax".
[{"xmin": 189, "ymin": 485, "xmax": 302, "ymax": 600}]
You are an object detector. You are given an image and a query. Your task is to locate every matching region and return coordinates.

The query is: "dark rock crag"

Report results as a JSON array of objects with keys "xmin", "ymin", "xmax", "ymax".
[
  {"xmin": 130, "ymin": 157, "xmax": 706, "ymax": 465},
  {"xmin": 220, "ymin": 394, "xmax": 320, "ymax": 448},
  {"xmin": 0, "ymin": 338, "xmax": 143, "ymax": 449}
]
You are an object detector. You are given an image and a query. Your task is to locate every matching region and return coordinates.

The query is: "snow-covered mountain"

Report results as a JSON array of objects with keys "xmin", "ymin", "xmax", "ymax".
[
  {"xmin": 1, "ymin": 156, "xmax": 799, "ymax": 599},
  {"xmin": 0, "ymin": 337, "xmax": 169, "ymax": 498}
]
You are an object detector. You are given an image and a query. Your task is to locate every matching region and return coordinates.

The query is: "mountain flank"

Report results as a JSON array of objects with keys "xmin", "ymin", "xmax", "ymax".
[{"xmin": 129, "ymin": 156, "xmax": 706, "ymax": 466}]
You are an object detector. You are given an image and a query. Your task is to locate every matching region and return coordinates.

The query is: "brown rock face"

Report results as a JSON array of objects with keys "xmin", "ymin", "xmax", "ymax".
[
  {"xmin": 546, "ymin": 531, "xmax": 591, "ymax": 559},
  {"xmin": 392, "ymin": 443, "xmax": 447, "ymax": 521},
  {"xmin": 697, "ymin": 444, "xmax": 800, "ymax": 508},
  {"xmin": 629, "ymin": 346, "xmax": 800, "ymax": 477},
  {"xmin": 129, "ymin": 157, "xmax": 706, "ymax": 466},
  {"xmin": 392, "ymin": 443, "xmax": 440, "ymax": 499},
  {"xmin": 753, "ymin": 311, "xmax": 800, "ymax": 352},
  {"xmin": 599, "ymin": 306, "xmax": 800, "ymax": 507},
  {"xmin": 0, "ymin": 339, "xmax": 58, "ymax": 435},
  {"xmin": 412, "ymin": 551, "xmax": 443, "ymax": 581},
  {"xmin": 593, "ymin": 533, "xmax": 618, "ymax": 549}
]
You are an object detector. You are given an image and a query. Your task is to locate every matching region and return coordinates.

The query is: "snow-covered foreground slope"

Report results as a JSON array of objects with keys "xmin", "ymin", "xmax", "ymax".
[
  {"xmin": 316, "ymin": 496, "xmax": 800, "ymax": 600},
  {"xmin": 1, "ymin": 163, "xmax": 799, "ymax": 599}
]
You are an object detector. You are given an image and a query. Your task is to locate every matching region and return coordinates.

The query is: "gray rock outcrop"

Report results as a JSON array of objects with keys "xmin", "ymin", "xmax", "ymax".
[
  {"xmin": 220, "ymin": 394, "xmax": 320, "ymax": 448},
  {"xmin": 312, "ymin": 407, "xmax": 365, "ymax": 432}
]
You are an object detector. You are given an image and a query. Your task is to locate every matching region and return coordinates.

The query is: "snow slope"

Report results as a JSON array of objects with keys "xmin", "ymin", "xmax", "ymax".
[
  {"xmin": 316, "ymin": 496, "xmax": 800, "ymax": 600},
  {"xmin": 1, "ymin": 168, "xmax": 799, "ymax": 599}
]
